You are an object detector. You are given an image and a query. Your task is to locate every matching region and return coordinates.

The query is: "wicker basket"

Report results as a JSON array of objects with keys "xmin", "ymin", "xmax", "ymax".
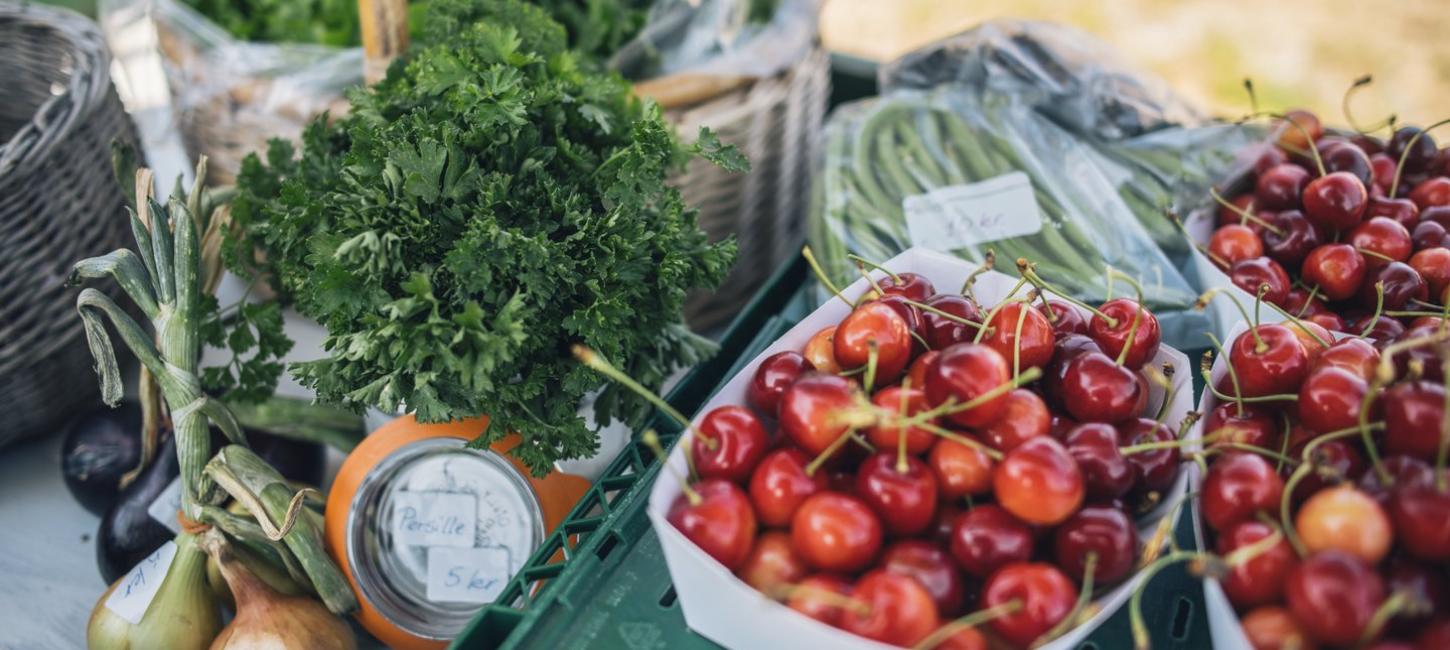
[{"xmin": 0, "ymin": 2, "xmax": 141, "ymax": 448}]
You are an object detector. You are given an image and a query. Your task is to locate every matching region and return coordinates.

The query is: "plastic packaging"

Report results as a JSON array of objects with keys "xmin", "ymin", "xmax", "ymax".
[{"xmin": 611, "ymin": 0, "xmax": 817, "ymax": 81}]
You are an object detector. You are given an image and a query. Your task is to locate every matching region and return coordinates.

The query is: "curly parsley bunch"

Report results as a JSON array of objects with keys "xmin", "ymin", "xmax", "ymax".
[{"xmin": 230, "ymin": 0, "xmax": 743, "ymax": 472}]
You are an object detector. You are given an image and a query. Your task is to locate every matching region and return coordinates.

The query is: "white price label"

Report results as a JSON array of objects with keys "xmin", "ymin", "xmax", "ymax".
[
  {"xmin": 104, "ymin": 541, "xmax": 178, "ymax": 624},
  {"xmin": 147, "ymin": 477, "xmax": 184, "ymax": 534},
  {"xmin": 391, "ymin": 491, "xmax": 477, "ymax": 548},
  {"xmin": 903, "ymin": 172, "xmax": 1043, "ymax": 251},
  {"xmin": 425, "ymin": 546, "xmax": 511, "ymax": 604}
]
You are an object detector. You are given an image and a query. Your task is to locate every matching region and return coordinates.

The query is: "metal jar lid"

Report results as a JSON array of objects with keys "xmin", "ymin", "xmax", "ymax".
[{"xmin": 343, "ymin": 436, "xmax": 545, "ymax": 640}]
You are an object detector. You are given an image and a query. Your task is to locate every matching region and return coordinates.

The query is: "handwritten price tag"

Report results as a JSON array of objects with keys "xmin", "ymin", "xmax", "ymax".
[
  {"xmin": 392, "ymin": 491, "xmax": 477, "ymax": 548},
  {"xmin": 147, "ymin": 477, "xmax": 184, "ymax": 534},
  {"xmin": 903, "ymin": 172, "xmax": 1043, "ymax": 251},
  {"xmin": 104, "ymin": 541, "xmax": 178, "ymax": 624},
  {"xmin": 425, "ymin": 546, "xmax": 511, "ymax": 604}
]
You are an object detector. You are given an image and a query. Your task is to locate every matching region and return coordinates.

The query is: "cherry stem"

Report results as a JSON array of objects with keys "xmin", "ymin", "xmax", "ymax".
[
  {"xmin": 854, "ymin": 260, "xmax": 889, "ymax": 300},
  {"xmin": 1195, "ymin": 243, "xmax": 1230, "ymax": 271},
  {"xmin": 902, "ymin": 297, "xmax": 986, "ymax": 330},
  {"xmin": 1244, "ymin": 109, "xmax": 1327, "ymax": 176},
  {"xmin": 802, "ymin": 245, "xmax": 852, "ymax": 308},
  {"xmin": 848, "ymin": 254, "xmax": 901, "ymax": 283},
  {"xmin": 912, "ymin": 419, "xmax": 1005, "ymax": 461},
  {"xmin": 896, "ymin": 377, "xmax": 911, "ymax": 474},
  {"xmin": 972, "ymin": 278, "xmax": 1031, "ymax": 344},
  {"xmin": 1340, "ymin": 74, "xmax": 1396, "ymax": 135},
  {"xmin": 960, "ymin": 249, "xmax": 997, "ymax": 301},
  {"xmin": 1202, "ymin": 380, "xmax": 1298, "ymax": 406},
  {"xmin": 1360, "ymin": 282, "xmax": 1387, "ymax": 338},
  {"xmin": 1260, "ymin": 300, "xmax": 1331, "ymax": 348},
  {"xmin": 1275, "ymin": 411, "xmax": 1293, "ymax": 475},
  {"xmin": 1203, "ymin": 335, "xmax": 1247, "ymax": 417},
  {"xmin": 1018, "ymin": 260, "xmax": 1116, "ymax": 325},
  {"xmin": 1389, "ymin": 116, "xmax": 1450, "ymax": 198},
  {"xmin": 1279, "ymin": 424, "xmax": 1384, "ymax": 556},
  {"xmin": 1131, "ymin": 550, "xmax": 1210, "ymax": 650},
  {"xmin": 1357, "ymin": 247, "xmax": 1396, "ymax": 264},
  {"xmin": 1012, "ymin": 299, "xmax": 1031, "ymax": 379},
  {"xmin": 643, "ymin": 430, "xmax": 699, "ymax": 506},
  {"xmin": 1150, "ymin": 362, "xmax": 1178, "ymax": 424},
  {"xmin": 908, "ymin": 367, "xmax": 1043, "ymax": 423},
  {"xmin": 1208, "ymin": 187, "xmax": 1284, "ymax": 236},
  {"xmin": 768, "ymin": 583, "xmax": 871, "ymax": 617},
  {"xmin": 913, "ymin": 600, "xmax": 1023, "ymax": 650},
  {"xmin": 1243, "ymin": 78, "xmax": 1260, "ymax": 115},
  {"xmin": 863, "ymin": 341, "xmax": 880, "ymax": 395},
  {"xmin": 1295, "ymin": 284, "xmax": 1321, "ymax": 319},
  {"xmin": 804, "ymin": 425, "xmax": 860, "ymax": 477},
  {"xmin": 1032, "ymin": 553, "xmax": 1098, "ymax": 649},
  {"xmin": 1224, "ymin": 518, "xmax": 1288, "ymax": 569},
  {"xmin": 1199, "ymin": 288, "xmax": 1266, "ymax": 352},
  {"xmin": 1361, "ymin": 592, "xmax": 1414, "ymax": 647},
  {"xmin": 575, "ymin": 345, "xmax": 716, "ymax": 449},
  {"xmin": 1194, "ymin": 442, "xmax": 1302, "ymax": 467}
]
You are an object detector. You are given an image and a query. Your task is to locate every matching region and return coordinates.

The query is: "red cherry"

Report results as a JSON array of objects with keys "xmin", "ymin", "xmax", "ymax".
[
  {"xmin": 667, "ymin": 479, "xmax": 757, "ymax": 570},
  {"xmin": 779, "ymin": 373, "xmax": 859, "ymax": 455},
  {"xmin": 1358, "ymin": 455, "xmax": 1434, "ymax": 507},
  {"xmin": 1305, "ymin": 311, "xmax": 1347, "ymax": 334},
  {"xmin": 874, "ymin": 294, "xmax": 926, "ymax": 355},
  {"xmin": 922, "ymin": 295, "xmax": 982, "ymax": 350},
  {"xmin": 1297, "ymin": 367, "xmax": 1373, "ymax": 434},
  {"xmin": 1211, "ymin": 224, "xmax": 1266, "ymax": 267},
  {"xmin": 930, "ymin": 435, "xmax": 995, "ymax": 500},
  {"xmin": 1278, "ymin": 110, "xmax": 1324, "ymax": 149},
  {"xmin": 925, "ymin": 343, "xmax": 1012, "ymax": 428},
  {"xmin": 1323, "ymin": 141, "xmax": 1375, "ymax": 187},
  {"xmin": 1060, "ymin": 352, "xmax": 1144, "ymax": 424},
  {"xmin": 834, "ymin": 302, "xmax": 913, "ymax": 381},
  {"xmin": 1289, "ymin": 439, "xmax": 1366, "ymax": 504},
  {"xmin": 1217, "ymin": 520, "xmax": 1297, "ymax": 609},
  {"xmin": 1088, "ymin": 298, "xmax": 1161, "ymax": 369},
  {"xmin": 950, "ymin": 504, "xmax": 1034, "ymax": 578},
  {"xmin": 1240, "ymin": 606, "xmax": 1315, "ymax": 650},
  {"xmin": 1367, "ymin": 196, "xmax": 1421, "ymax": 228},
  {"xmin": 1361, "ymin": 261, "xmax": 1429, "ymax": 311},
  {"xmin": 1391, "ymin": 481, "xmax": 1450, "ymax": 561},
  {"xmin": 1230, "ymin": 257, "xmax": 1293, "ymax": 305},
  {"xmin": 1064, "ymin": 422, "xmax": 1135, "ymax": 501},
  {"xmin": 1389, "ymin": 127, "xmax": 1439, "ymax": 176},
  {"xmin": 879, "ymin": 272, "xmax": 936, "ymax": 302},
  {"xmin": 1284, "ymin": 320, "xmax": 1332, "ymax": 367},
  {"xmin": 804, "ymin": 326, "xmax": 842, "ymax": 374},
  {"xmin": 1204, "ymin": 402, "xmax": 1279, "ymax": 448},
  {"xmin": 737, "ymin": 530, "xmax": 808, "ymax": 592},
  {"xmin": 747, "ymin": 351, "xmax": 814, "ymax": 417},
  {"xmin": 1297, "ymin": 485, "xmax": 1393, "ymax": 564},
  {"xmin": 839, "ymin": 570, "xmax": 940, "ymax": 647},
  {"xmin": 790, "ymin": 492, "xmax": 883, "ymax": 573},
  {"xmin": 1201, "ymin": 452, "xmax": 1284, "ymax": 531},
  {"xmin": 1229, "ymin": 324, "xmax": 1309, "ymax": 398},
  {"xmin": 881, "ymin": 540, "xmax": 966, "ymax": 616},
  {"xmin": 1425, "ymin": 205, "xmax": 1450, "ymax": 229},
  {"xmin": 1257, "ymin": 163, "xmax": 1312, "ymax": 210},
  {"xmin": 932, "ymin": 505, "xmax": 965, "ymax": 547},
  {"xmin": 1285, "ymin": 551, "xmax": 1386, "ymax": 646},
  {"xmin": 1314, "ymin": 337, "xmax": 1380, "ymax": 379},
  {"xmin": 1254, "ymin": 145, "xmax": 1290, "ymax": 174},
  {"xmin": 749, "ymin": 448, "xmax": 828, "ymax": 527},
  {"xmin": 1352, "ymin": 312, "xmax": 1407, "ymax": 343},
  {"xmin": 1385, "ymin": 559, "xmax": 1450, "ymax": 634},
  {"xmin": 1262, "ymin": 210, "xmax": 1323, "ymax": 269},
  {"xmin": 982, "ymin": 563, "xmax": 1077, "ymax": 648},
  {"xmin": 981, "ymin": 388, "xmax": 1050, "ymax": 452},
  {"xmin": 787, "ymin": 574, "xmax": 853, "ymax": 626},
  {"xmin": 982, "ymin": 302, "xmax": 1055, "ymax": 372},
  {"xmin": 1053, "ymin": 505, "xmax": 1137, "ymax": 584},
  {"xmin": 1120, "ymin": 417, "xmax": 1180, "ymax": 496},
  {"xmin": 1408, "ymin": 248, "xmax": 1450, "ymax": 303},
  {"xmin": 1412, "ymin": 221, "xmax": 1450, "ymax": 250},
  {"xmin": 1039, "ymin": 300, "xmax": 1087, "ymax": 335},
  {"xmin": 1410, "ymin": 177, "xmax": 1450, "ymax": 211},
  {"xmin": 908, "ymin": 350, "xmax": 938, "ymax": 391},
  {"xmin": 693, "ymin": 406, "xmax": 770, "ymax": 483},
  {"xmin": 1371, "ymin": 154, "xmax": 1399, "ymax": 193},
  {"xmin": 933, "ymin": 627, "xmax": 988, "ymax": 650},
  {"xmin": 994, "ymin": 437, "xmax": 1084, "ymax": 526},
  {"xmin": 866, "ymin": 385, "xmax": 936, "ymax": 455},
  {"xmin": 1384, "ymin": 381, "xmax": 1446, "ymax": 461},
  {"xmin": 1302, "ymin": 243, "xmax": 1368, "ymax": 301},
  {"xmin": 1419, "ymin": 620, "xmax": 1450, "ymax": 650},
  {"xmin": 1045, "ymin": 333, "xmax": 1103, "ymax": 408},
  {"xmin": 1304, "ymin": 171, "xmax": 1370, "ymax": 231},
  {"xmin": 855, "ymin": 452, "xmax": 938, "ymax": 536},
  {"xmin": 1221, "ymin": 193, "xmax": 1260, "ymax": 225},
  {"xmin": 1350, "ymin": 217, "xmax": 1414, "ymax": 268}
]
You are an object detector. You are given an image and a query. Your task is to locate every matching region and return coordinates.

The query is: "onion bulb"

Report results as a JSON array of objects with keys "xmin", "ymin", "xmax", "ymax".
[
  {"xmin": 87, "ymin": 533, "xmax": 221, "ymax": 649},
  {"xmin": 201, "ymin": 530, "xmax": 356, "ymax": 650},
  {"xmin": 206, "ymin": 539, "xmax": 305, "ymax": 611}
]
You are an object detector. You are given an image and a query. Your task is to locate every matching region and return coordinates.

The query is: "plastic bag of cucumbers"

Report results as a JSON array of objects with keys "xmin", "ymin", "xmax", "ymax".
[{"xmin": 807, "ymin": 20, "xmax": 1261, "ymax": 348}]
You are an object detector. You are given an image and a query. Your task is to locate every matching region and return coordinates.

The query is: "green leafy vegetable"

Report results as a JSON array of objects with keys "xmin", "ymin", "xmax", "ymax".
[
  {"xmin": 230, "ymin": 0, "xmax": 743, "ymax": 473},
  {"xmin": 180, "ymin": 0, "xmax": 363, "ymax": 46}
]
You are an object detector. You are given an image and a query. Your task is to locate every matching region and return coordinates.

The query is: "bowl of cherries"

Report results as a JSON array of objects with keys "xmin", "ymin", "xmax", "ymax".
[
  {"xmin": 1187, "ymin": 310, "xmax": 1450, "ymax": 650},
  {"xmin": 581, "ymin": 247, "xmax": 1196, "ymax": 649}
]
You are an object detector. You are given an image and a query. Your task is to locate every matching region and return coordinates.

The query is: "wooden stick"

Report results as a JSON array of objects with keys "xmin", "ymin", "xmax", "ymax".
[{"xmin": 359, "ymin": 0, "xmax": 409, "ymax": 84}]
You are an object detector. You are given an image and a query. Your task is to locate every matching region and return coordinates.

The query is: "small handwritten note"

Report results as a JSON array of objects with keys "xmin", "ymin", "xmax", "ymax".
[
  {"xmin": 392, "ymin": 491, "xmax": 477, "ymax": 548},
  {"xmin": 903, "ymin": 172, "xmax": 1043, "ymax": 251},
  {"xmin": 104, "ymin": 541, "xmax": 178, "ymax": 624},
  {"xmin": 426, "ymin": 546, "xmax": 511, "ymax": 604},
  {"xmin": 147, "ymin": 477, "xmax": 184, "ymax": 534}
]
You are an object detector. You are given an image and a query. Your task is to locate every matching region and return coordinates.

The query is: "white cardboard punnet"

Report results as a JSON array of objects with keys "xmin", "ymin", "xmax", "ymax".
[{"xmin": 647, "ymin": 247, "xmax": 1195, "ymax": 650}]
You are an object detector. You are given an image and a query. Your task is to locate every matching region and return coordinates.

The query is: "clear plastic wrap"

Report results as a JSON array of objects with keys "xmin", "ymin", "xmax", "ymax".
[{"xmin": 611, "ymin": 0, "xmax": 818, "ymax": 81}]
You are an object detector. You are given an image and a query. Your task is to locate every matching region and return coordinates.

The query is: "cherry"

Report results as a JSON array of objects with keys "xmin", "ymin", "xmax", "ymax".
[
  {"xmin": 982, "ymin": 302, "xmax": 1055, "ymax": 372},
  {"xmin": 1088, "ymin": 298, "xmax": 1162, "ymax": 369},
  {"xmin": 1297, "ymin": 366, "xmax": 1372, "ymax": 434},
  {"xmin": 934, "ymin": 628, "xmax": 988, "ymax": 650},
  {"xmin": 1306, "ymin": 311, "xmax": 1347, "ymax": 334},
  {"xmin": 1201, "ymin": 452, "xmax": 1284, "ymax": 531},
  {"xmin": 667, "ymin": 479, "xmax": 757, "ymax": 570},
  {"xmin": 1045, "ymin": 333, "xmax": 1103, "ymax": 408},
  {"xmin": 981, "ymin": 388, "xmax": 1050, "ymax": 452},
  {"xmin": 1315, "ymin": 337, "xmax": 1381, "ymax": 380},
  {"xmin": 1064, "ymin": 422, "xmax": 1135, "ymax": 501},
  {"xmin": 1358, "ymin": 455, "xmax": 1433, "ymax": 508},
  {"xmin": 929, "ymin": 435, "xmax": 995, "ymax": 500},
  {"xmin": 747, "ymin": 351, "xmax": 814, "ymax": 417},
  {"xmin": 834, "ymin": 302, "xmax": 913, "ymax": 381},
  {"xmin": 925, "ymin": 343, "xmax": 1012, "ymax": 428},
  {"xmin": 1412, "ymin": 178, "xmax": 1450, "ymax": 211},
  {"xmin": 879, "ymin": 272, "xmax": 936, "ymax": 302},
  {"xmin": 1372, "ymin": 153, "xmax": 1400, "ymax": 194},
  {"xmin": 692, "ymin": 406, "xmax": 770, "ymax": 483},
  {"xmin": 790, "ymin": 492, "xmax": 883, "ymax": 573},
  {"xmin": 1285, "ymin": 550, "xmax": 1386, "ymax": 646},
  {"xmin": 1257, "ymin": 163, "xmax": 1312, "ymax": 211},
  {"xmin": 779, "ymin": 372, "xmax": 859, "ymax": 456},
  {"xmin": 1221, "ymin": 193, "xmax": 1260, "ymax": 225},
  {"xmin": 1387, "ymin": 324, "xmax": 1449, "ymax": 384},
  {"xmin": 1120, "ymin": 417, "xmax": 1180, "ymax": 496},
  {"xmin": 1391, "ymin": 481, "xmax": 1450, "ymax": 562},
  {"xmin": 1386, "ymin": 559, "xmax": 1450, "ymax": 634},
  {"xmin": 1284, "ymin": 321, "xmax": 1332, "ymax": 367},
  {"xmin": 1408, "ymin": 248, "xmax": 1450, "ymax": 303},
  {"xmin": 1053, "ymin": 506, "xmax": 1136, "ymax": 585},
  {"xmin": 749, "ymin": 448, "xmax": 828, "ymax": 527},
  {"xmin": 804, "ymin": 326, "xmax": 842, "ymax": 374},
  {"xmin": 1368, "ymin": 197, "xmax": 1422, "ymax": 229},
  {"xmin": 1262, "ymin": 210, "xmax": 1323, "ymax": 268},
  {"xmin": 1361, "ymin": 261, "xmax": 1429, "ymax": 310},
  {"xmin": 932, "ymin": 505, "xmax": 965, "ymax": 547},
  {"xmin": 1039, "ymin": 299, "xmax": 1087, "ymax": 335},
  {"xmin": 1278, "ymin": 109, "xmax": 1324, "ymax": 150},
  {"xmin": 1284, "ymin": 286, "xmax": 1329, "ymax": 318},
  {"xmin": 1218, "ymin": 520, "xmax": 1297, "ymax": 609},
  {"xmin": 866, "ymin": 385, "xmax": 936, "ymax": 455},
  {"xmin": 1302, "ymin": 243, "xmax": 1368, "ymax": 301},
  {"xmin": 1418, "ymin": 620, "xmax": 1450, "ymax": 650},
  {"xmin": 1424, "ymin": 205, "xmax": 1450, "ymax": 229},
  {"xmin": 982, "ymin": 563, "xmax": 1077, "ymax": 648},
  {"xmin": 787, "ymin": 573, "xmax": 853, "ymax": 626},
  {"xmin": 949, "ymin": 504, "xmax": 1034, "ymax": 578},
  {"xmin": 875, "ymin": 294, "xmax": 926, "ymax": 354},
  {"xmin": 1384, "ymin": 381, "xmax": 1446, "ymax": 461},
  {"xmin": 1211, "ymin": 224, "xmax": 1266, "ymax": 267},
  {"xmin": 1254, "ymin": 145, "xmax": 1290, "ymax": 175},
  {"xmin": 1388, "ymin": 127, "xmax": 1439, "ymax": 175},
  {"xmin": 737, "ymin": 530, "xmax": 809, "ymax": 592},
  {"xmin": 1290, "ymin": 439, "xmax": 1366, "ymax": 503},
  {"xmin": 1304, "ymin": 171, "xmax": 1370, "ymax": 231},
  {"xmin": 908, "ymin": 350, "xmax": 938, "ymax": 391},
  {"xmin": 1240, "ymin": 606, "xmax": 1314, "ymax": 650},
  {"xmin": 881, "ymin": 540, "xmax": 965, "ymax": 616},
  {"xmin": 840, "ymin": 570, "xmax": 940, "ymax": 647},
  {"xmin": 1350, "ymin": 217, "xmax": 1415, "ymax": 268},
  {"xmin": 855, "ymin": 452, "xmax": 938, "ymax": 536},
  {"xmin": 1297, "ymin": 485, "xmax": 1393, "ymax": 564},
  {"xmin": 994, "ymin": 436, "xmax": 1084, "ymax": 526},
  {"xmin": 1204, "ymin": 402, "xmax": 1278, "ymax": 448},
  {"xmin": 1230, "ymin": 324, "xmax": 1309, "ymax": 398},
  {"xmin": 1353, "ymin": 313, "xmax": 1406, "ymax": 346},
  {"xmin": 1230, "ymin": 257, "xmax": 1292, "ymax": 306},
  {"xmin": 922, "ymin": 294, "xmax": 982, "ymax": 350},
  {"xmin": 1411, "ymin": 221, "xmax": 1450, "ymax": 250},
  {"xmin": 1323, "ymin": 141, "xmax": 1375, "ymax": 187},
  {"xmin": 1060, "ymin": 351, "xmax": 1144, "ymax": 424}
]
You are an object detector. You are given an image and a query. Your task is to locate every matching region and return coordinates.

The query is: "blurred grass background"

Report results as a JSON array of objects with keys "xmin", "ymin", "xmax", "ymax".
[{"xmin": 822, "ymin": 0, "xmax": 1449, "ymax": 126}]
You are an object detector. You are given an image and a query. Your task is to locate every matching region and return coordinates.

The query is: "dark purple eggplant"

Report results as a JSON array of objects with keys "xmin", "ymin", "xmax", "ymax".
[
  {"xmin": 96, "ymin": 435, "xmax": 177, "ymax": 583},
  {"xmin": 60, "ymin": 403, "xmax": 142, "ymax": 516},
  {"xmin": 206, "ymin": 427, "xmax": 325, "ymax": 487}
]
